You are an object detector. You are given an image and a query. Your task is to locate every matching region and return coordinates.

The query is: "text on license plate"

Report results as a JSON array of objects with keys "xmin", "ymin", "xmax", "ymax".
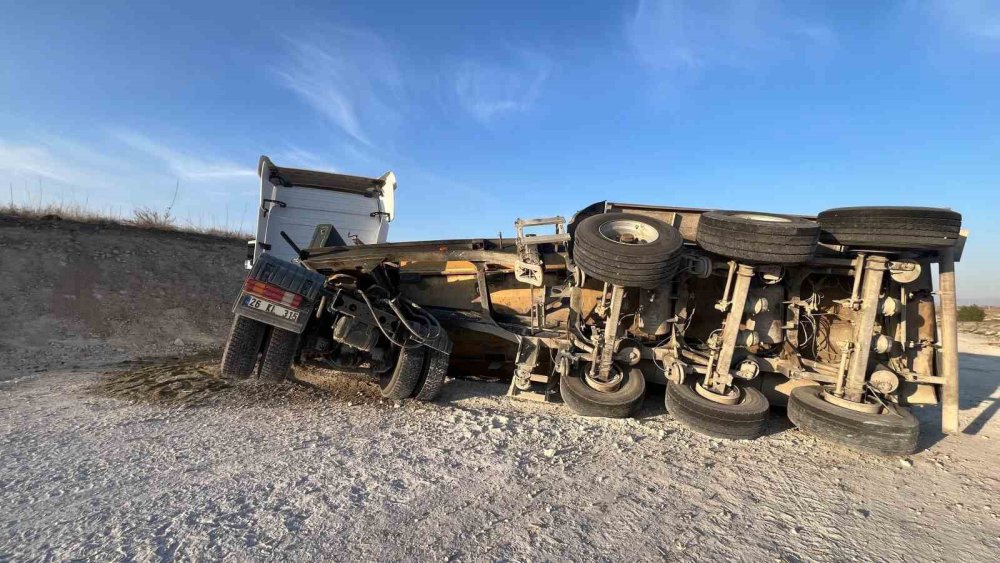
[{"xmin": 243, "ymin": 295, "xmax": 301, "ymax": 322}]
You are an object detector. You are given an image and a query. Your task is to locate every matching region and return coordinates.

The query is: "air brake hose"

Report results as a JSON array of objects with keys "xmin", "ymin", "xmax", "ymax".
[
  {"xmin": 386, "ymin": 297, "xmax": 437, "ymax": 343},
  {"xmin": 357, "ymin": 289, "xmax": 420, "ymax": 349}
]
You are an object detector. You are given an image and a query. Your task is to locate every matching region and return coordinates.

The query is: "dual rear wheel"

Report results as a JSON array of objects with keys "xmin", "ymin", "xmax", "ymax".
[
  {"xmin": 220, "ymin": 316, "xmax": 299, "ymax": 383},
  {"xmin": 378, "ymin": 343, "xmax": 450, "ymax": 402},
  {"xmin": 221, "ymin": 316, "xmax": 450, "ymax": 401}
]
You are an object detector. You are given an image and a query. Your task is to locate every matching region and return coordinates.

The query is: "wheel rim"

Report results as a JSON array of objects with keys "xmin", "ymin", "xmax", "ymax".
[
  {"xmin": 821, "ymin": 388, "xmax": 883, "ymax": 414},
  {"xmin": 730, "ymin": 212, "xmax": 792, "ymax": 223},
  {"xmin": 598, "ymin": 219, "xmax": 660, "ymax": 245},
  {"xmin": 695, "ymin": 381, "xmax": 742, "ymax": 405},
  {"xmin": 585, "ymin": 365, "xmax": 624, "ymax": 392}
]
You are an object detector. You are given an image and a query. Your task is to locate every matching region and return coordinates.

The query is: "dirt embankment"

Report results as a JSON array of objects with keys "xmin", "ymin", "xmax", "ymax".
[{"xmin": 0, "ymin": 215, "xmax": 247, "ymax": 380}]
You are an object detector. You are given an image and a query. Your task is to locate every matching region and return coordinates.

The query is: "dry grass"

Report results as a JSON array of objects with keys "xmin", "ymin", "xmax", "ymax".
[
  {"xmin": 0, "ymin": 201, "xmax": 251, "ymax": 240},
  {"xmin": 0, "ymin": 201, "xmax": 122, "ymax": 225},
  {"xmin": 131, "ymin": 206, "xmax": 176, "ymax": 229}
]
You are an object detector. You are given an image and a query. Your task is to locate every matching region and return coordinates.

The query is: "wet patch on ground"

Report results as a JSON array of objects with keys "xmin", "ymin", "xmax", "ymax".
[{"xmin": 91, "ymin": 354, "xmax": 390, "ymax": 409}]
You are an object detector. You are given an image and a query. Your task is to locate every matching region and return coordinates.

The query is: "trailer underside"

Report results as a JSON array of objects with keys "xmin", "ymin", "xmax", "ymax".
[{"xmin": 222, "ymin": 200, "xmax": 966, "ymax": 456}]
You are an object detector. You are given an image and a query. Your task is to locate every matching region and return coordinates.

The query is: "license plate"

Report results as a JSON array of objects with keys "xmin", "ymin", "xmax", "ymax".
[{"xmin": 243, "ymin": 295, "xmax": 301, "ymax": 322}]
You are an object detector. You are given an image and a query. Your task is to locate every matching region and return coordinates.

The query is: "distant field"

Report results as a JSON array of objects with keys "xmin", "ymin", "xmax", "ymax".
[{"xmin": 959, "ymin": 306, "xmax": 1000, "ymax": 345}]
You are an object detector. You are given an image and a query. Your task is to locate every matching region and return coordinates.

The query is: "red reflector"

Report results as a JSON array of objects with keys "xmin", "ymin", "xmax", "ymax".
[{"xmin": 243, "ymin": 279, "xmax": 305, "ymax": 308}]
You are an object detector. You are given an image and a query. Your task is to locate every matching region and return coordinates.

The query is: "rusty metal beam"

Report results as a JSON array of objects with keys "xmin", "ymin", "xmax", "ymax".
[
  {"xmin": 843, "ymin": 255, "xmax": 888, "ymax": 402},
  {"xmin": 710, "ymin": 263, "xmax": 755, "ymax": 389},
  {"xmin": 598, "ymin": 284, "xmax": 625, "ymax": 379}
]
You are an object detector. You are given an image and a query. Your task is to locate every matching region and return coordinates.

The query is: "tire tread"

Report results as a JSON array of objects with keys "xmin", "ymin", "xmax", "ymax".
[{"xmin": 220, "ymin": 316, "xmax": 266, "ymax": 380}]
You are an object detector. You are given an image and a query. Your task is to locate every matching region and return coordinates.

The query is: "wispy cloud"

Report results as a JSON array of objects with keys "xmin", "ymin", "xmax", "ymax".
[
  {"xmin": 627, "ymin": 0, "xmax": 835, "ymax": 73},
  {"xmin": 0, "ymin": 131, "xmax": 260, "ymax": 232},
  {"xmin": 0, "ymin": 135, "xmax": 167, "ymax": 222},
  {"xmin": 0, "ymin": 141, "xmax": 82, "ymax": 185},
  {"xmin": 111, "ymin": 130, "xmax": 254, "ymax": 179},
  {"xmin": 271, "ymin": 145, "xmax": 338, "ymax": 173},
  {"xmin": 0, "ymin": 136, "xmax": 142, "ymax": 191},
  {"xmin": 920, "ymin": 0, "xmax": 1000, "ymax": 44},
  {"xmin": 273, "ymin": 28, "xmax": 402, "ymax": 147},
  {"xmin": 453, "ymin": 49, "xmax": 551, "ymax": 124}
]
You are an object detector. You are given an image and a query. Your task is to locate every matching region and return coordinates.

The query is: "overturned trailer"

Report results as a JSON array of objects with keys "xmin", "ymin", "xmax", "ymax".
[{"xmin": 223, "ymin": 169, "xmax": 965, "ymax": 456}]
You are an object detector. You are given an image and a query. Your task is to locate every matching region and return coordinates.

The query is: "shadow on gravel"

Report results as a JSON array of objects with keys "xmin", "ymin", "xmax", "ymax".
[
  {"xmin": 90, "ymin": 354, "xmax": 390, "ymax": 409},
  {"xmin": 634, "ymin": 384, "xmax": 667, "ymax": 420},
  {"xmin": 912, "ymin": 351, "xmax": 1000, "ymax": 451},
  {"xmin": 434, "ymin": 376, "xmax": 510, "ymax": 405}
]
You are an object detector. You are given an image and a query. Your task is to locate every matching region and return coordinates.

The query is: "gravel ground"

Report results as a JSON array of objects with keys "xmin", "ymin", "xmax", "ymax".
[{"xmin": 1, "ymin": 333, "xmax": 998, "ymax": 561}]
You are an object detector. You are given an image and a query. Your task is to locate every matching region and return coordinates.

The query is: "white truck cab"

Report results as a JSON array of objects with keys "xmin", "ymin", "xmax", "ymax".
[{"xmin": 248, "ymin": 156, "xmax": 396, "ymax": 267}]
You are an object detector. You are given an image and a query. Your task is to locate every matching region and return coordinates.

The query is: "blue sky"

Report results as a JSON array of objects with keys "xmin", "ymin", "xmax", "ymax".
[{"xmin": 1, "ymin": 1, "xmax": 998, "ymax": 300}]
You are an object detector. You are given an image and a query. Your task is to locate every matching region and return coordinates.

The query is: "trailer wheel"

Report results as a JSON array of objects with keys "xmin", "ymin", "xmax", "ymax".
[
  {"xmin": 664, "ymin": 381, "xmax": 769, "ymax": 440},
  {"xmin": 817, "ymin": 206, "xmax": 962, "ymax": 249},
  {"xmin": 380, "ymin": 344, "xmax": 428, "ymax": 400},
  {"xmin": 695, "ymin": 211, "xmax": 819, "ymax": 264},
  {"xmin": 560, "ymin": 364, "xmax": 646, "ymax": 418},
  {"xmin": 572, "ymin": 213, "xmax": 684, "ymax": 289},
  {"xmin": 220, "ymin": 316, "xmax": 267, "ymax": 379},
  {"xmin": 787, "ymin": 385, "xmax": 919, "ymax": 456},
  {"xmin": 257, "ymin": 327, "xmax": 300, "ymax": 383},
  {"xmin": 414, "ymin": 349, "xmax": 450, "ymax": 402}
]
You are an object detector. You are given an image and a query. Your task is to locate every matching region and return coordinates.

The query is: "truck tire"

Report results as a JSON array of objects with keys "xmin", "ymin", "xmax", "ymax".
[
  {"xmin": 664, "ymin": 381, "xmax": 769, "ymax": 440},
  {"xmin": 696, "ymin": 211, "xmax": 819, "ymax": 264},
  {"xmin": 560, "ymin": 365, "xmax": 646, "ymax": 418},
  {"xmin": 817, "ymin": 206, "xmax": 962, "ymax": 249},
  {"xmin": 220, "ymin": 316, "xmax": 266, "ymax": 379},
  {"xmin": 414, "ymin": 349, "xmax": 450, "ymax": 401},
  {"xmin": 257, "ymin": 327, "xmax": 300, "ymax": 383},
  {"xmin": 380, "ymin": 344, "xmax": 427, "ymax": 400},
  {"xmin": 787, "ymin": 385, "xmax": 919, "ymax": 456},
  {"xmin": 572, "ymin": 213, "xmax": 684, "ymax": 289}
]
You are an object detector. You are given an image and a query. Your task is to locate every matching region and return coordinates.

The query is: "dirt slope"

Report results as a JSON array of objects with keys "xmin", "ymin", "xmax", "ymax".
[{"xmin": 0, "ymin": 215, "xmax": 247, "ymax": 380}]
